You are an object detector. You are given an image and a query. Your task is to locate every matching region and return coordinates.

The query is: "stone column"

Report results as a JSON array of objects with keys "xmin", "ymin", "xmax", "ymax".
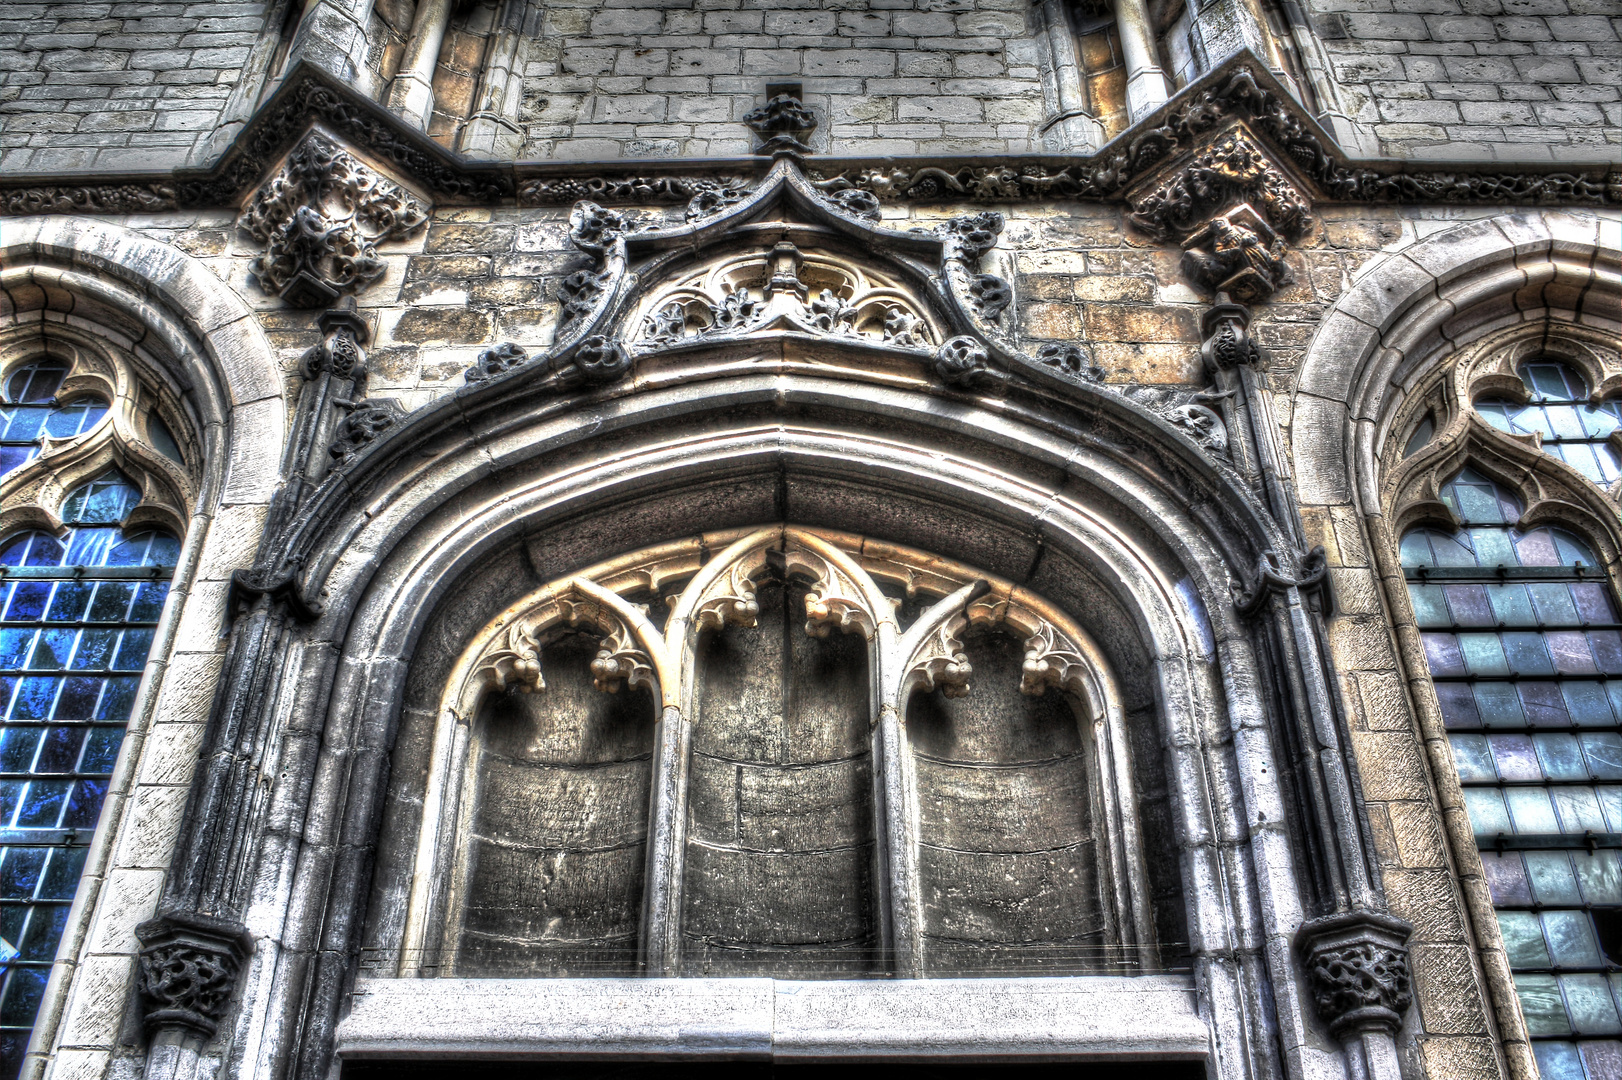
[
  {"xmin": 1113, "ymin": 0, "xmax": 1172, "ymax": 121},
  {"xmin": 387, "ymin": 0, "xmax": 455, "ymax": 129},
  {"xmin": 1039, "ymin": 0, "xmax": 1104, "ymax": 151},
  {"xmin": 458, "ymin": 0, "xmax": 525, "ymax": 158}
]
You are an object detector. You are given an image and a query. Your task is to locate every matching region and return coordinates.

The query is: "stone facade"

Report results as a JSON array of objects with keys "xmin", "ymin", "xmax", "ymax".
[{"xmin": 0, "ymin": 6, "xmax": 1618, "ymax": 1080}]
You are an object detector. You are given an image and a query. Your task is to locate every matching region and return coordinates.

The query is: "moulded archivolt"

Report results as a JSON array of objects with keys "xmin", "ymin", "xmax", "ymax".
[{"xmin": 404, "ymin": 524, "xmax": 1149, "ymax": 977}]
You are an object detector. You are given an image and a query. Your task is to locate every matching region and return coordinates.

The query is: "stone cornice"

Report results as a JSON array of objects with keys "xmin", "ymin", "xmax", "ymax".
[{"xmin": 0, "ymin": 52, "xmax": 1615, "ymax": 216}]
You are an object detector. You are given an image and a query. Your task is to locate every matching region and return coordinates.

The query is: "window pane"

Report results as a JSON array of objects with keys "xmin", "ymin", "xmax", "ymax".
[
  {"xmin": 1450, "ymin": 735, "xmax": 1495, "ymax": 781},
  {"xmin": 1575, "ymin": 852, "xmax": 1622, "ymax": 904},
  {"xmin": 1561, "ymin": 973, "xmax": 1622, "ymax": 1033},
  {"xmin": 1526, "ymin": 851, "xmax": 1581, "ymax": 905},
  {"xmin": 1583, "ymin": 733, "xmax": 1622, "ymax": 779},
  {"xmin": 1501, "ymin": 911, "xmax": 1553, "ymax": 967},
  {"xmin": 1517, "ymin": 974, "xmax": 1572, "ymax": 1035},
  {"xmin": 1483, "ymin": 852, "xmax": 1534, "ymax": 905},
  {"xmin": 1543, "ymin": 910, "xmax": 1602, "ymax": 967},
  {"xmin": 1535, "ymin": 734, "xmax": 1589, "ymax": 781},
  {"xmin": 1465, "ymin": 788, "xmax": 1513, "ymax": 835},
  {"xmin": 1531, "ymin": 1041, "xmax": 1584, "ymax": 1080},
  {"xmin": 1505, "ymin": 787, "xmax": 1560, "ymax": 833},
  {"xmin": 1491, "ymin": 734, "xmax": 1542, "ymax": 781}
]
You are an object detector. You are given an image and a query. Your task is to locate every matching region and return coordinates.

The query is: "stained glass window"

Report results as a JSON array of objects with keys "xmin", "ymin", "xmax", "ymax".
[
  {"xmin": 0, "ymin": 364, "xmax": 108, "ymax": 481},
  {"xmin": 1403, "ymin": 466, "xmax": 1622, "ymax": 1080},
  {"xmin": 0, "ymin": 472, "xmax": 176, "ymax": 1078},
  {"xmin": 1477, "ymin": 361, "xmax": 1622, "ymax": 486}
]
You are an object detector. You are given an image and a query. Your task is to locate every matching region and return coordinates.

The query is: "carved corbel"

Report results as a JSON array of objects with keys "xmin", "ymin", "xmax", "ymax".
[
  {"xmin": 1232, "ymin": 546, "xmax": 1331, "ymax": 617},
  {"xmin": 135, "ymin": 911, "xmax": 254, "ymax": 1041},
  {"xmin": 1295, "ymin": 912, "xmax": 1414, "ymax": 1041},
  {"xmin": 329, "ymin": 397, "xmax": 406, "ymax": 468},
  {"xmin": 744, "ymin": 88, "xmax": 818, "ymax": 156},
  {"xmin": 1128, "ymin": 128, "xmax": 1311, "ymax": 304},
  {"xmin": 240, "ymin": 132, "xmax": 429, "ymax": 308}
]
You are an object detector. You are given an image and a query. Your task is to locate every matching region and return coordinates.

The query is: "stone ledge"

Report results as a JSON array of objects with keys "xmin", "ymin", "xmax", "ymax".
[{"xmin": 334, "ymin": 976, "xmax": 1209, "ymax": 1060}]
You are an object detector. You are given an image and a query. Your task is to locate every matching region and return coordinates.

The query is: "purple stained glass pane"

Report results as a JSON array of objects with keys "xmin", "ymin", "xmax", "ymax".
[
  {"xmin": 1516, "ymin": 529, "xmax": 1562, "ymax": 567},
  {"xmin": 1481, "ymin": 852, "xmax": 1533, "ymax": 906},
  {"xmin": 1580, "ymin": 1040, "xmax": 1622, "ymax": 1080},
  {"xmin": 1589, "ymin": 631, "xmax": 1622, "ymax": 675},
  {"xmin": 1520, "ymin": 682, "xmax": 1572, "ymax": 727},
  {"xmin": 1489, "ymin": 734, "xmax": 1543, "ymax": 781},
  {"xmin": 1446, "ymin": 585, "xmax": 1495, "ymax": 627},
  {"xmin": 1547, "ymin": 631, "xmax": 1599, "ymax": 675},
  {"xmin": 1436, "ymin": 683, "xmax": 1482, "ymax": 728},
  {"xmin": 1572, "ymin": 583, "xmax": 1618, "ymax": 624},
  {"xmin": 1423, "ymin": 634, "xmax": 1467, "ymax": 677}
]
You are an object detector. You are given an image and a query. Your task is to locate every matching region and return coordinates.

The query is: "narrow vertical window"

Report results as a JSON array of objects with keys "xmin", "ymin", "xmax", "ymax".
[
  {"xmin": 1402, "ymin": 466, "xmax": 1622, "ymax": 1080},
  {"xmin": 0, "ymin": 363, "xmax": 107, "ymax": 481},
  {"xmin": 0, "ymin": 472, "xmax": 177, "ymax": 1078}
]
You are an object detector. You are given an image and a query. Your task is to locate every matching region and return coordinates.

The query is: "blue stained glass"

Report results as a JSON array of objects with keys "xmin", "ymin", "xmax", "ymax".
[
  {"xmin": 1544, "ymin": 911, "xmax": 1603, "ymax": 968},
  {"xmin": 1466, "ymin": 788, "xmax": 1513, "ymax": 835},
  {"xmin": 1488, "ymin": 583, "xmax": 1537, "ymax": 624},
  {"xmin": 55, "ymin": 679, "xmax": 98, "ymax": 723},
  {"xmin": 45, "ymin": 582, "xmax": 92, "ymax": 623},
  {"xmin": 16, "ymin": 906, "xmax": 70, "ymax": 963},
  {"xmin": 1504, "ymin": 912, "xmax": 1555, "ymax": 967},
  {"xmin": 1491, "ymin": 734, "xmax": 1542, "ymax": 781},
  {"xmin": 7, "ymin": 680, "xmax": 53, "ymax": 723},
  {"xmin": 1471, "ymin": 527, "xmax": 1518, "ymax": 568},
  {"xmin": 1532, "ymin": 1041, "xmax": 1585, "ymax": 1079},
  {"xmin": 25, "ymin": 630, "xmax": 72, "ymax": 671},
  {"xmin": 70, "ymin": 629, "xmax": 117, "ymax": 671},
  {"xmin": 1581, "ymin": 733, "xmax": 1622, "ymax": 778},
  {"xmin": 36, "ymin": 848, "xmax": 84, "ymax": 900},
  {"xmin": 1535, "ymin": 734, "xmax": 1589, "ymax": 781},
  {"xmin": 1462, "ymin": 633, "xmax": 1510, "ymax": 675},
  {"xmin": 78, "ymin": 728, "xmax": 122, "ymax": 773},
  {"xmin": 1598, "ymin": 787, "xmax": 1622, "ymax": 831},
  {"xmin": 1475, "ymin": 683, "xmax": 1526, "ymax": 727},
  {"xmin": 1527, "ymin": 851, "xmax": 1582, "ymax": 905},
  {"xmin": 1, "ymin": 584, "xmax": 48, "ymax": 623},
  {"xmin": 0, "ymin": 730, "xmax": 39, "ymax": 773},
  {"xmin": 1409, "ymin": 584, "xmax": 1450, "ymax": 627},
  {"xmin": 1450, "ymin": 735, "xmax": 1495, "ymax": 781},
  {"xmin": 113, "ymin": 629, "xmax": 153, "ymax": 671},
  {"xmin": 1565, "ymin": 683, "xmax": 1617, "ymax": 727},
  {"xmin": 41, "ymin": 400, "xmax": 105, "ymax": 439},
  {"xmin": 0, "ymin": 632, "xmax": 31, "ymax": 672},
  {"xmin": 1504, "ymin": 632, "xmax": 1554, "ymax": 675},
  {"xmin": 0, "ymin": 468, "xmax": 175, "ymax": 1073},
  {"xmin": 0, "ymin": 850, "xmax": 46, "ymax": 900},
  {"xmin": 1522, "ymin": 682, "xmax": 1572, "ymax": 727},
  {"xmin": 1532, "ymin": 585, "xmax": 1584, "ymax": 626},
  {"xmin": 0, "ymin": 970, "xmax": 47, "ymax": 1026},
  {"xmin": 1575, "ymin": 852, "xmax": 1622, "ymax": 904},
  {"xmin": 0, "ymin": 448, "xmax": 32, "ymax": 478},
  {"xmin": 87, "ymin": 582, "xmax": 135, "ymax": 623},
  {"xmin": 1550, "ymin": 787, "xmax": 1607, "ymax": 833},
  {"xmin": 1506, "ymin": 787, "xmax": 1560, "ymax": 833},
  {"xmin": 1562, "ymin": 974, "xmax": 1622, "ymax": 1034},
  {"xmin": 14, "ymin": 780, "xmax": 68, "ymax": 828}
]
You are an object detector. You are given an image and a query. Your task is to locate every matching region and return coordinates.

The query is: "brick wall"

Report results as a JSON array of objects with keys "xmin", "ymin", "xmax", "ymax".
[
  {"xmin": 517, "ymin": 0, "xmax": 1055, "ymax": 160},
  {"xmin": 1310, "ymin": 0, "xmax": 1621, "ymax": 161},
  {"xmin": 0, "ymin": 0, "xmax": 271, "ymax": 173}
]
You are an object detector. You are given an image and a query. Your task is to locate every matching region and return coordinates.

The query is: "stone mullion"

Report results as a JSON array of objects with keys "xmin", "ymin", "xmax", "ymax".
[{"xmin": 638, "ymin": 705, "xmax": 687, "ymax": 977}]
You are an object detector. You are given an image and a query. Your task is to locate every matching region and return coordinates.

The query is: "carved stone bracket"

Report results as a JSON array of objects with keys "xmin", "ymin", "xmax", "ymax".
[
  {"xmin": 1200, "ymin": 299, "xmax": 1266, "ymax": 373},
  {"xmin": 135, "ymin": 911, "xmax": 254, "ymax": 1041},
  {"xmin": 329, "ymin": 397, "xmax": 405, "ymax": 468},
  {"xmin": 744, "ymin": 90, "xmax": 818, "ymax": 156},
  {"xmin": 1129, "ymin": 130, "xmax": 1310, "ymax": 303},
  {"xmin": 1124, "ymin": 385, "xmax": 1231, "ymax": 458},
  {"xmin": 1296, "ymin": 912, "xmax": 1414, "ymax": 1041},
  {"xmin": 239, "ymin": 132, "xmax": 428, "ymax": 308},
  {"xmin": 1232, "ymin": 545, "xmax": 1330, "ymax": 617}
]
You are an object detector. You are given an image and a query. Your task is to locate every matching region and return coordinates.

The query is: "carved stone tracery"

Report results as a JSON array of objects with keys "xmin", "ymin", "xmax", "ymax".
[{"xmin": 239, "ymin": 132, "xmax": 428, "ymax": 308}]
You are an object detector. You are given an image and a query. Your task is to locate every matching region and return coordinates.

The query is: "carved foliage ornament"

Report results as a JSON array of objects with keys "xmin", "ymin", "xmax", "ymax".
[
  {"xmin": 239, "ymin": 133, "xmax": 428, "ymax": 308},
  {"xmin": 1296, "ymin": 912, "xmax": 1414, "ymax": 1040},
  {"xmin": 135, "ymin": 912, "xmax": 254, "ymax": 1040}
]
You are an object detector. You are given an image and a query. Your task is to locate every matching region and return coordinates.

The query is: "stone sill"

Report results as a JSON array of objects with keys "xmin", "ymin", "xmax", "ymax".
[{"xmin": 335, "ymin": 975, "xmax": 1209, "ymax": 1060}]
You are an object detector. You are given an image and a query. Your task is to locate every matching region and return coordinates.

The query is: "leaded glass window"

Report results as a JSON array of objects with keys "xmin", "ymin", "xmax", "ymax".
[
  {"xmin": 1477, "ymin": 360, "xmax": 1622, "ymax": 485},
  {"xmin": 1402, "ymin": 466, "xmax": 1622, "ymax": 1080},
  {"xmin": 0, "ymin": 472, "xmax": 176, "ymax": 1078},
  {"xmin": 0, "ymin": 363, "xmax": 108, "ymax": 481}
]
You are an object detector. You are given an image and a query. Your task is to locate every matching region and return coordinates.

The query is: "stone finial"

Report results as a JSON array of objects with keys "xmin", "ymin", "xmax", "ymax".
[
  {"xmin": 135, "ymin": 912, "xmax": 254, "ymax": 1040},
  {"xmin": 744, "ymin": 83, "xmax": 817, "ymax": 156},
  {"xmin": 1295, "ymin": 911, "xmax": 1414, "ymax": 1040}
]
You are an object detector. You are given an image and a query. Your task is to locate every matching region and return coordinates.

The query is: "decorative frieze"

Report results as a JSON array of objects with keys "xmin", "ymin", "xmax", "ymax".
[{"xmin": 239, "ymin": 132, "xmax": 428, "ymax": 308}]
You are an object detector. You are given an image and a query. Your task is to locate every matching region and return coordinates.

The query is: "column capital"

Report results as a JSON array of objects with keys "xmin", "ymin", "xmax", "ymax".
[
  {"xmin": 135, "ymin": 911, "xmax": 254, "ymax": 1041},
  {"xmin": 1295, "ymin": 911, "xmax": 1415, "ymax": 1041}
]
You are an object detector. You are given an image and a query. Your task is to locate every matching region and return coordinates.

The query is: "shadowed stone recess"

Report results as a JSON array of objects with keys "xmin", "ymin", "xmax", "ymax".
[
  {"xmin": 682, "ymin": 581, "xmax": 877, "ymax": 977},
  {"xmin": 908, "ymin": 626, "xmax": 1105, "ymax": 975},
  {"xmin": 455, "ymin": 632, "xmax": 655, "ymax": 976}
]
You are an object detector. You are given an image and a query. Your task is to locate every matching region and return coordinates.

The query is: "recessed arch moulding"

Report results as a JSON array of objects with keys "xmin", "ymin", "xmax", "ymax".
[
  {"xmin": 1289, "ymin": 210, "xmax": 1621, "ymax": 1080},
  {"xmin": 137, "ymin": 319, "xmax": 1400, "ymax": 1080}
]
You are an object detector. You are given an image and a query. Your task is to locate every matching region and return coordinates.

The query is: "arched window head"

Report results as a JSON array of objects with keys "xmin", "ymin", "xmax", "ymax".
[
  {"xmin": 0, "ymin": 362, "xmax": 108, "ymax": 480},
  {"xmin": 1476, "ymin": 360, "xmax": 1622, "ymax": 485},
  {"xmin": 1399, "ymin": 466, "xmax": 1622, "ymax": 1073},
  {"xmin": 61, "ymin": 471, "xmax": 140, "ymax": 527},
  {"xmin": 1400, "ymin": 466, "xmax": 1597, "ymax": 572}
]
